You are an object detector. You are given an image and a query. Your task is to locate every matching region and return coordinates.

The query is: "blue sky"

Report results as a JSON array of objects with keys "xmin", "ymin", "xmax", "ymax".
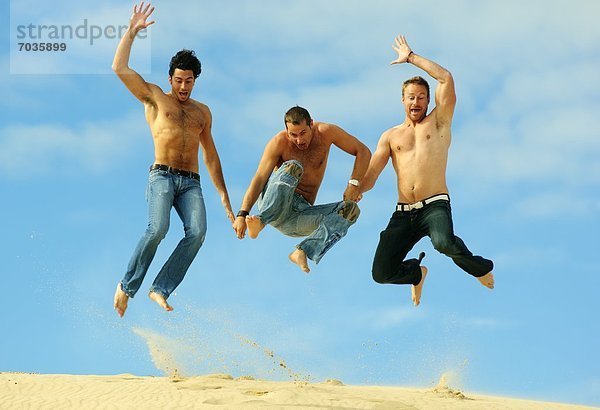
[{"xmin": 2, "ymin": 0, "xmax": 599, "ymax": 406}]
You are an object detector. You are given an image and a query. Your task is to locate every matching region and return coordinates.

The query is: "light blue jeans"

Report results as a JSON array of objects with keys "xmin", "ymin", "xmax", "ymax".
[
  {"xmin": 256, "ymin": 160, "xmax": 360, "ymax": 264},
  {"xmin": 121, "ymin": 169, "xmax": 207, "ymax": 298}
]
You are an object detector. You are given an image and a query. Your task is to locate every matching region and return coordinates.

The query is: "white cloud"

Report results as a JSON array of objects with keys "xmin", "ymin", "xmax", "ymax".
[
  {"xmin": 451, "ymin": 62, "xmax": 600, "ymax": 188},
  {"xmin": 0, "ymin": 112, "xmax": 147, "ymax": 177},
  {"xmin": 4, "ymin": 0, "xmax": 599, "ymax": 204},
  {"xmin": 511, "ymin": 192, "xmax": 600, "ymax": 219}
]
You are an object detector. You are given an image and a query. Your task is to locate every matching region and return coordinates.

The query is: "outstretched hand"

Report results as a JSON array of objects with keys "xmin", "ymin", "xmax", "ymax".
[
  {"xmin": 129, "ymin": 1, "xmax": 155, "ymax": 33},
  {"xmin": 390, "ymin": 35, "xmax": 412, "ymax": 65}
]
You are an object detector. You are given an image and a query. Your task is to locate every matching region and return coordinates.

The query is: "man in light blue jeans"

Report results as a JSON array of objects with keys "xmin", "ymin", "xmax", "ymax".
[
  {"xmin": 112, "ymin": 2, "xmax": 234, "ymax": 317},
  {"xmin": 257, "ymin": 160, "xmax": 358, "ymax": 264},
  {"xmin": 121, "ymin": 167, "xmax": 207, "ymax": 302},
  {"xmin": 233, "ymin": 106, "xmax": 371, "ymax": 272}
]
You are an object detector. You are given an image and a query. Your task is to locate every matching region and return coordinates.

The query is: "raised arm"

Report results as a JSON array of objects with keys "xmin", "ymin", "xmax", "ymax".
[
  {"xmin": 112, "ymin": 2, "xmax": 156, "ymax": 102},
  {"xmin": 232, "ymin": 137, "xmax": 282, "ymax": 239},
  {"xmin": 199, "ymin": 107, "xmax": 235, "ymax": 223},
  {"xmin": 327, "ymin": 124, "xmax": 372, "ymax": 202},
  {"xmin": 391, "ymin": 35, "xmax": 456, "ymax": 125},
  {"xmin": 359, "ymin": 130, "xmax": 392, "ymax": 195}
]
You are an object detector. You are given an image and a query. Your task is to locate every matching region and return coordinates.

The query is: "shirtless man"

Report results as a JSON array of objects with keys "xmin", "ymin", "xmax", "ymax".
[
  {"xmin": 232, "ymin": 106, "xmax": 371, "ymax": 273},
  {"xmin": 360, "ymin": 35, "xmax": 494, "ymax": 306},
  {"xmin": 112, "ymin": 2, "xmax": 234, "ymax": 317}
]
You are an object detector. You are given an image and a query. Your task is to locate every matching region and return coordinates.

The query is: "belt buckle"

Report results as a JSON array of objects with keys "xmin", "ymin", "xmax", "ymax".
[{"xmin": 411, "ymin": 202, "xmax": 424, "ymax": 210}]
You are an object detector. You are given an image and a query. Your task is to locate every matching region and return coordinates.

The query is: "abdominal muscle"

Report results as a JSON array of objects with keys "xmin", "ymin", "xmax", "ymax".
[
  {"xmin": 392, "ymin": 149, "xmax": 449, "ymax": 204},
  {"xmin": 151, "ymin": 131, "xmax": 200, "ymax": 172}
]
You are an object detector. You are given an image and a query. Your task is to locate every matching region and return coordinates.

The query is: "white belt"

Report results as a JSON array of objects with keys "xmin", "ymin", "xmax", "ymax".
[{"xmin": 396, "ymin": 194, "xmax": 450, "ymax": 212}]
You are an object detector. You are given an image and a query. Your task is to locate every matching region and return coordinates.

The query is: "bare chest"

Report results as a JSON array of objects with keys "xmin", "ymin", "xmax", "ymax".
[
  {"xmin": 390, "ymin": 123, "xmax": 450, "ymax": 158},
  {"xmin": 281, "ymin": 142, "xmax": 330, "ymax": 175},
  {"xmin": 151, "ymin": 99, "xmax": 206, "ymax": 135},
  {"xmin": 167, "ymin": 105, "xmax": 205, "ymax": 132}
]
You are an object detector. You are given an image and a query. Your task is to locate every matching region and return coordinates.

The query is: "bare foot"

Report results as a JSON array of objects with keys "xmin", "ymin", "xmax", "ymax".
[
  {"xmin": 246, "ymin": 215, "xmax": 265, "ymax": 239},
  {"xmin": 114, "ymin": 283, "xmax": 129, "ymax": 318},
  {"xmin": 411, "ymin": 265, "xmax": 428, "ymax": 307},
  {"xmin": 148, "ymin": 291, "xmax": 174, "ymax": 312},
  {"xmin": 477, "ymin": 272, "xmax": 495, "ymax": 289},
  {"xmin": 288, "ymin": 248, "xmax": 310, "ymax": 273}
]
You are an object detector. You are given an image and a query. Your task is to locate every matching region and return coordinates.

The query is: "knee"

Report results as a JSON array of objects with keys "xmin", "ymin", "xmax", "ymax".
[
  {"xmin": 281, "ymin": 160, "xmax": 304, "ymax": 179},
  {"xmin": 371, "ymin": 258, "xmax": 389, "ymax": 284},
  {"xmin": 338, "ymin": 201, "xmax": 360, "ymax": 223},
  {"xmin": 186, "ymin": 225, "xmax": 206, "ymax": 245},
  {"xmin": 371, "ymin": 267, "xmax": 388, "ymax": 284},
  {"xmin": 146, "ymin": 223, "xmax": 168, "ymax": 241},
  {"xmin": 431, "ymin": 236, "xmax": 453, "ymax": 254}
]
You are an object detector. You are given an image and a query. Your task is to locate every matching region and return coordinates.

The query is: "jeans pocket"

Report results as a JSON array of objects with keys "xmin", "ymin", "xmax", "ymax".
[{"xmin": 149, "ymin": 169, "xmax": 169, "ymax": 179}]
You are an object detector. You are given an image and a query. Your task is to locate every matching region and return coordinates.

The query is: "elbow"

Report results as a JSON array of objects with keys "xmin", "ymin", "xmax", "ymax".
[
  {"xmin": 112, "ymin": 64, "xmax": 123, "ymax": 75},
  {"xmin": 361, "ymin": 145, "xmax": 372, "ymax": 163},
  {"xmin": 111, "ymin": 59, "xmax": 120, "ymax": 73},
  {"xmin": 111, "ymin": 60, "xmax": 128, "ymax": 75},
  {"xmin": 440, "ymin": 70, "xmax": 454, "ymax": 85}
]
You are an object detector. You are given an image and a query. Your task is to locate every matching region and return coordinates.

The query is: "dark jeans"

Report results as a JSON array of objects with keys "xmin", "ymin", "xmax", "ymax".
[{"xmin": 372, "ymin": 199, "xmax": 493, "ymax": 286}]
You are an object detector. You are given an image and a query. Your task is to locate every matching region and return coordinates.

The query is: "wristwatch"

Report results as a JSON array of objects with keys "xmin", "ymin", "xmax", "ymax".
[{"xmin": 348, "ymin": 179, "xmax": 360, "ymax": 187}]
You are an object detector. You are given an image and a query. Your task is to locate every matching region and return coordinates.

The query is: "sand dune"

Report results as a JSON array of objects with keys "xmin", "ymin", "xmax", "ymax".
[{"xmin": 1, "ymin": 372, "xmax": 595, "ymax": 409}]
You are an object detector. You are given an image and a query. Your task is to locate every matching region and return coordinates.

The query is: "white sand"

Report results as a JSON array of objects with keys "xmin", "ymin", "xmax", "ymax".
[{"xmin": 1, "ymin": 372, "xmax": 595, "ymax": 409}]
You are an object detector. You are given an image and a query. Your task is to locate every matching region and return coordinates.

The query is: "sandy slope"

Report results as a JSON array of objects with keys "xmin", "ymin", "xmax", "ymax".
[{"xmin": 1, "ymin": 372, "xmax": 595, "ymax": 409}]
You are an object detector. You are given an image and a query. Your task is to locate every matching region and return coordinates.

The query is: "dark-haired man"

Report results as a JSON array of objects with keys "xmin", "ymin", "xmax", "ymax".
[
  {"xmin": 360, "ymin": 35, "xmax": 494, "ymax": 306},
  {"xmin": 233, "ymin": 106, "xmax": 371, "ymax": 273},
  {"xmin": 112, "ymin": 2, "xmax": 234, "ymax": 317}
]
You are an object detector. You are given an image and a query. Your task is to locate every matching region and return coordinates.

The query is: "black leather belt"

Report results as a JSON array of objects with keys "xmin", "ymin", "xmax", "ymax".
[{"xmin": 150, "ymin": 164, "xmax": 200, "ymax": 180}]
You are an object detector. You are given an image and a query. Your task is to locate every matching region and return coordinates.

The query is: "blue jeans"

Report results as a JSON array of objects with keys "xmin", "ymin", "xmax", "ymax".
[
  {"xmin": 256, "ymin": 160, "xmax": 360, "ymax": 263},
  {"xmin": 121, "ymin": 169, "xmax": 207, "ymax": 298},
  {"xmin": 372, "ymin": 198, "xmax": 493, "ymax": 285}
]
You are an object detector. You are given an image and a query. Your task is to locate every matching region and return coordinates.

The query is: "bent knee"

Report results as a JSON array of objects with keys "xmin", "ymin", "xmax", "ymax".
[
  {"xmin": 281, "ymin": 160, "xmax": 304, "ymax": 179},
  {"xmin": 186, "ymin": 226, "xmax": 207, "ymax": 243},
  {"xmin": 338, "ymin": 200, "xmax": 360, "ymax": 223},
  {"xmin": 146, "ymin": 224, "xmax": 168, "ymax": 241},
  {"xmin": 371, "ymin": 268, "xmax": 389, "ymax": 284},
  {"xmin": 431, "ymin": 237, "xmax": 453, "ymax": 254}
]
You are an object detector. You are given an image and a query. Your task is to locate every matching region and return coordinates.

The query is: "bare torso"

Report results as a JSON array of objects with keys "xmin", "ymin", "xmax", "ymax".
[
  {"xmin": 388, "ymin": 111, "xmax": 451, "ymax": 203},
  {"xmin": 276, "ymin": 123, "xmax": 332, "ymax": 204},
  {"xmin": 145, "ymin": 85, "xmax": 208, "ymax": 173}
]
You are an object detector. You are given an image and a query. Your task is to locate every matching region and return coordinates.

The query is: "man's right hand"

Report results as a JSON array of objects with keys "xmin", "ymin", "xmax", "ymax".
[
  {"xmin": 343, "ymin": 184, "xmax": 361, "ymax": 202},
  {"xmin": 129, "ymin": 1, "xmax": 155, "ymax": 34},
  {"xmin": 232, "ymin": 216, "xmax": 247, "ymax": 239}
]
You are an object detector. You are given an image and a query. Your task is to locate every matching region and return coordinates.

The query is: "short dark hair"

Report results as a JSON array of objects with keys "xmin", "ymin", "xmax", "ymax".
[
  {"xmin": 169, "ymin": 49, "xmax": 201, "ymax": 79},
  {"xmin": 284, "ymin": 106, "xmax": 312, "ymax": 128},
  {"xmin": 402, "ymin": 76, "xmax": 430, "ymax": 99}
]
